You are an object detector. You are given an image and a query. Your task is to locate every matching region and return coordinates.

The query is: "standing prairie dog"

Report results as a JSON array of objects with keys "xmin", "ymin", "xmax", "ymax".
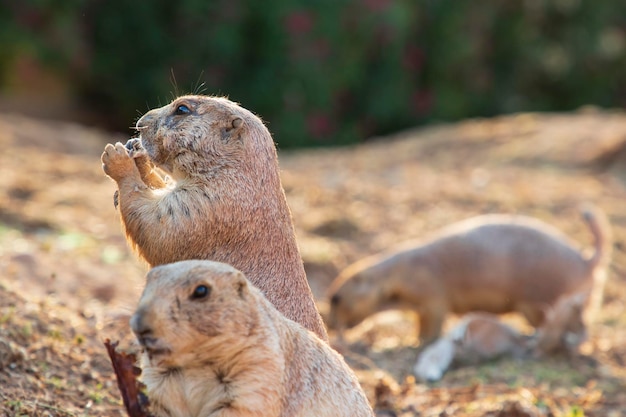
[
  {"xmin": 328, "ymin": 209, "xmax": 611, "ymax": 344},
  {"xmin": 131, "ymin": 260, "xmax": 374, "ymax": 417},
  {"xmin": 101, "ymin": 95, "xmax": 327, "ymax": 340}
]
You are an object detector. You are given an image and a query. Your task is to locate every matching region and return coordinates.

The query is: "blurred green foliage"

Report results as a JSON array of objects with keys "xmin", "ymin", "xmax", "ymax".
[{"xmin": 2, "ymin": 0, "xmax": 626, "ymax": 147}]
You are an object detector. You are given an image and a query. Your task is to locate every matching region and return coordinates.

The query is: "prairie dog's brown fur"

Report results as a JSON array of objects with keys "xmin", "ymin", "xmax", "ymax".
[
  {"xmin": 101, "ymin": 95, "xmax": 327, "ymax": 340},
  {"xmin": 131, "ymin": 260, "xmax": 374, "ymax": 417},
  {"xmin": 532, "ymin": 289, "xmax": 589, "ymax": 355},
  {"xmin": 328, "ymin": 209, "xmax": 611, "ymax": 344}
]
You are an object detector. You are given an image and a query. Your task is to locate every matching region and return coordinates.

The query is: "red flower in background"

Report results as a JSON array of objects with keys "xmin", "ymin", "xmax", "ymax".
[
  {"xmin": 285, "ymin": 10, "xmax": 315, "ymax": 36},
  {"xmin": 312, "ymin": 38, "xmax": 331, "ymax": 61},
  {"xmin": 363, "ymin": 0, "xmax": 393, "ymax": 13},
  {"xmin": 11, "ymin": 5, "xmax": 46, "ymax": 30},
  {"xmin": 412, "ymin": 90, "xmax": 434, "ymax": 115},
  {"xmin": 306, "ymin": 112, "xmax": 335, "ymax": 140},
  {"xmin": 403, "ymin": 46, "xmax": 425, "ymax": 72}
]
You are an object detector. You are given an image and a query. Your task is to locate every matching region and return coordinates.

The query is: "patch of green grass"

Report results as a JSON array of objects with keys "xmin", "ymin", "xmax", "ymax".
[
  {"xmin": 88, "ymin": 390, "xmax": 104, "ymax": 405},
  {"xmin": 6, "ymin": 400, "xmax": 22, "ymax": 409},
  {"xmin": 462, "ymin": 357, "xmax": 590, "ymax": 389},
  {"xmin": 535, "ymin": 398, "xmax": 548, "ymax": 409},
  {"xmin": 0, "ymin": 222, "xmax": 12, "ymax": 238},
  {"xmin": 4, "ymin": 399, "xmax": 29, "ymax": 416},
  {"xmin": 100, "ymin": 245, "xmax": 124, "ymax": 264},
  {"xmin": 37, "ymin": 361, "xmax": 50, "ymax": 372},
  {"xmin": 0, "ymin": 307, "xmax": 16, "ymax": 325},
  {"xmin": 88, "ymin": 383, "xmax": 121, "ymax": 407},
  {"xmin": 57, "ymin": 232, "xmax": 89, "ymax": 251},
  {"xmin": 48, "ymin": 327, "xmax": 63, "ymax": 341},
  {"xmin": 530, "ymin": 362, "xmax": 588, "ymax": 386},
  {"xmin": 20, "ymin": 323, "xmax": 32, "ymax": 339},
  {"xmin": 48, "ymin": 376, "xmax": 65, "ymax": 390},
  {"xmin": 566, "ymin": 405, "xmax": 585, "ymax": 417}
]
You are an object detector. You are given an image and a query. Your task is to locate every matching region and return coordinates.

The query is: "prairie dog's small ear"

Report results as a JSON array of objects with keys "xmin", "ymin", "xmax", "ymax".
[
  {"xmin": 225, "ymin": 117, "xmax": 243, "ymax": 132},
  {"xmin": 221, "ymin": 117, "xmax": 244, "ymax": 142},
  {"xmin": 232, "ymin": 271, "xmax": 248, "ymax": 299},
  {"xmin": 146, "ymin": 267, "xmax": 162, "ymax": 284},
  {"xmin": 231, "ymin": 117, "xmax": 243, "ymax": 130}
]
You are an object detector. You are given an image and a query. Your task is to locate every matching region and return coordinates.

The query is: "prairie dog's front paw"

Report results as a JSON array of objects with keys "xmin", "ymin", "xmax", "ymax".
[
  {"xmin": 125, "ymin": 138, "xmax": 153, "ymax": 173},
  {"xmin": 102, "ymin": 142, "xmax": 138, "ymax": 182},
  {"xmin": 123, "ymin": 137, "xmax": 164, "ymax": 188},
  {"xmin": 124, "ymin": 138, "xmax": 147, "ymax": 159}
]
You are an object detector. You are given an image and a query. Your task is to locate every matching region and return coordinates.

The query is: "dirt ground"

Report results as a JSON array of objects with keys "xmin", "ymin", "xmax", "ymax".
[{"xmin": 1, "ymin": 108, "xmax": 625, "ymax": 416}]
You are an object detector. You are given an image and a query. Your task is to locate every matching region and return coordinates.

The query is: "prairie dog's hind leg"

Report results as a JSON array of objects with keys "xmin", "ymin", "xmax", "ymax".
[{"xmin": 418, "ymin": 304, "xmax": 446, "ymax": 345}]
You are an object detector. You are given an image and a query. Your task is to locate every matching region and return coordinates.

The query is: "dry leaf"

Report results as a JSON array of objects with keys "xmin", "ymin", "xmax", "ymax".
[{"xmin": 104, "ymin": 339, "xmax": 153, "ymax": 417}]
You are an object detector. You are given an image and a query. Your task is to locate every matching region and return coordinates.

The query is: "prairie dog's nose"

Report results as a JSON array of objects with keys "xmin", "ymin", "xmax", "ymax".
[
  {"xmin": 136, "ymin": 112, "xmax": 155, "ymax": 130},
  {"xmin": 130, "ymin": 309, "xmax": 152, "ymax": 337}
]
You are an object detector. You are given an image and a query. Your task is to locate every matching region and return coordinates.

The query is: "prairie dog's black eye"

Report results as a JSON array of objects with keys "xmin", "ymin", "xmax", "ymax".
[
  {"xmin": 191, "ymin": 284, "xmax": 210, "ymax": 300},
  {"xmin": 175, "ymin": 104, "xmax": 191, "ymax": 115}
]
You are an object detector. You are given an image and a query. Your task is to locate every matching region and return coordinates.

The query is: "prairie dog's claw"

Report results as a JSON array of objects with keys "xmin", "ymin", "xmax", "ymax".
[{"xmin": 125, "ymin": 138, "xmax": 146, "ymax": 158}]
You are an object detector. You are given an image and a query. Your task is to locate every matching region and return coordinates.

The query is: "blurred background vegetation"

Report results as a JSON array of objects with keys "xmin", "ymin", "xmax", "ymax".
[{"xmin": 1, "ymin": 0, "xmax": 626, "ymax": 147}]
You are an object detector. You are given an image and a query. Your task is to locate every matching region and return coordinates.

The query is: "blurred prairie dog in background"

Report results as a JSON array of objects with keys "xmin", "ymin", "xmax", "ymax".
[
  {"xmin": 414, "ymin": 313, "xmax": 528, "ymax": 382},
  {"xmin": 328, "ymin": 207, "xmax": 611, "ymax": 344},
  {"xmin": 131, "ymin": 260, "xmax": 374, "ymax": 417},
  {"xmin": 102, "ymin": 95, "xmax": 327, "ymax": 340},
  {"xmin": 414, "ymin": 290, "xmax": 590, "ymax": 382},
  {"xmin": 532, "ymin": 289, "xmax": 590, "ymax": 356}
]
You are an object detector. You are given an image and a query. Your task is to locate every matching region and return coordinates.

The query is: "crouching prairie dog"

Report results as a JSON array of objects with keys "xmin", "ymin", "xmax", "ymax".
[
  {"xmin": 101, "ymin": 95, "xmax": 327, "ymax": 340},
  {"xmin": 131, "ymin": 260, "xmax": 374, "ymax": 417},
  {"xmin": 328, "ymin": 208, "xmax": 611, "ymax": 344},
  {"xmin": 414, "ymin": 290, "xmax": 590, "ymax": 382},
  {"xmin": 414, "ymin": 313, "xmax": 529, "ymax": 382}
]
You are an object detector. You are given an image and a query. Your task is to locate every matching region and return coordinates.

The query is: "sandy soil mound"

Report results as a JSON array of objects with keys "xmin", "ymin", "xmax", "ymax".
[{"xmin": 1, "ymin": 109, "xmax": 625, "ymax": 416}]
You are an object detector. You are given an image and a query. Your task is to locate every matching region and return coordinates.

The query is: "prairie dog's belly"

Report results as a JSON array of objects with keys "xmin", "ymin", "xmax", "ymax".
[{"xmin": 449, "ymin": 288, "xmax": 514, "ymax": 315}]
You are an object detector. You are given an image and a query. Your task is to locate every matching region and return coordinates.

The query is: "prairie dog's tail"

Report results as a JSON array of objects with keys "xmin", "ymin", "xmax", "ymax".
[
  {"xmin": 581, "ymin": 205, "xmax": 612, "ymax": 323},
  {"xmin": 581, "ymin": 205, "xmax": 612, "ymax": 270}
]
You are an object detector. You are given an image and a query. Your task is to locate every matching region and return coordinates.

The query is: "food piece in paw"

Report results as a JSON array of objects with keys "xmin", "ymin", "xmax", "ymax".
[{"xmin": 125, "ymin": 138, "xmax": 146, "ymax": 158}]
